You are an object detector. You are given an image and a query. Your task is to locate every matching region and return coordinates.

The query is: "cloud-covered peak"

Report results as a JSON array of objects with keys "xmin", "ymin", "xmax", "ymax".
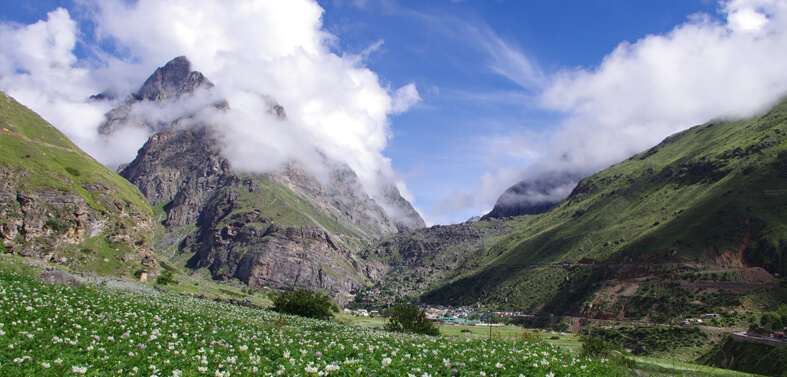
[{"xmin": 0, "ymin": 1, "xmax": 422, "ymax": 222}]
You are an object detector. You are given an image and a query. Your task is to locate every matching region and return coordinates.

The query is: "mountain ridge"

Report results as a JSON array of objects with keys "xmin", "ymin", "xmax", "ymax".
[
  {"xmin": 360, "ymin": 97, "xmax": 787, "ymax": 321},
  {"xmin": 102, "ymin": 56, "xmax": 424, "ymax": 301}
]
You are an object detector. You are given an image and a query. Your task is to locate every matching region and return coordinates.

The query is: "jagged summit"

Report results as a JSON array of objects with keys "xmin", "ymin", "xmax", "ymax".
[
  {"xmin": 98, "ymin": 56, "xmax": 226, "ymax": 136},
  {"xmin": 101, "ymin": 56, "xmax": 424, "ymax": 300},
  {"xmin": 134, "ymin": 56, "xmax": 213, "ymax": 102}
]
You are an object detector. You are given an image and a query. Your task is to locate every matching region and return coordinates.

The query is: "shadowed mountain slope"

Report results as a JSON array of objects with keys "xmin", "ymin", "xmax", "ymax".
[{"xmin": 364, "ymin": 97, "xmax": 787, "ymax": 320}]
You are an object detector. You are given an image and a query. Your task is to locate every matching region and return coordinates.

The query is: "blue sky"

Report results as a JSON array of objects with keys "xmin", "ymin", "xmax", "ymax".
[
  {"xmin": 315, "ymin": 1, "xmax": 720, "ymax": 222},
  {"xmin": 2, "ymin": 0, "xmax": 787, "ymax": 225}
]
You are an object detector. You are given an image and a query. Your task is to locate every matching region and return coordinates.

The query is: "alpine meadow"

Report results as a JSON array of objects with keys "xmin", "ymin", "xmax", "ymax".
[{"xmin": 1, "ymin": 1, "xmax": 786, "ymax": 376}]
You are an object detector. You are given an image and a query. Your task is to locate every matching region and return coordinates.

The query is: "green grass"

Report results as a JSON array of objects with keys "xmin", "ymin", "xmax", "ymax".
[
  {"xmin": 699, "ymin": 335, "xmax": 787, "ymax": 376},
  {"xmin": 0, "ymin": 264, "xmax": 626, "ymax": 376},
  {"xmin": 0, "ymin": 93, "xmax": 151, "ymax": 214},
  {"xmin": 409, "ymin": 98, "xmax": 787, "ymax": 316},
  {"xmin": 633, "ymin": 355, "xmax": 761, "ymax": 376},
  {"xmin": 334, "ymin": 312, "xmax": 761, "ymax": 377},
  {"xmin": 215, "ymin": 176, "xmax": 365, "ymax": 247}
]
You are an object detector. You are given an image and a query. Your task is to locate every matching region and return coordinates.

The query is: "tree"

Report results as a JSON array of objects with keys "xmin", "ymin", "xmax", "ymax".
[
  {"xmin": 271, "ymin": 289, "xmax": 336, "ymax": 320},
  {"xmin": 384, "ymin": 304, "xmax": 440, "ymax": 336}
]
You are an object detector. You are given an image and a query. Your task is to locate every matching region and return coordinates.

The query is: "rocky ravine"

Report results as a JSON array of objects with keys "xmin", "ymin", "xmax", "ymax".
[{"xmin": 103, "ymin": 56, "xmax": 422, "ymax": 302}]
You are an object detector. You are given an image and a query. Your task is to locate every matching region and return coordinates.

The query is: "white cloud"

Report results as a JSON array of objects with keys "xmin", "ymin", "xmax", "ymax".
[
  {"xmin": 438, "ymin": 0, "xmax": 787, "ymax": 221},
  {"xmin": 0, "ymin": 0, "xmax": 422, "ymax": 222},
  {"xmin": 477, "ymin": 29, "xmax": 545, "ymax": 93},
  {"xmin": 0, "ymin": 8, "xmax": 140, "ymax": 168},
  {"xmin": 725, "ymin": 0, "xmax": 773, "ymax": 32},
  {"xmin": 391, "ymin": 83, "xmax": 421, "ymax": 114},
  {"xmin": 538, "ymin": 0, "xmax": 787, "ymax": 177},
  {"xmin": 728, "ymin": 7, "xmax": 769, "ymax": 31}
]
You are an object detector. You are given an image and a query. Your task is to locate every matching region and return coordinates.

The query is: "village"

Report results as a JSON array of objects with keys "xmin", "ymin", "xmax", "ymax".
[{"xmin": 348, "ymin": 304, "xmax": 534, "ymax": 327}]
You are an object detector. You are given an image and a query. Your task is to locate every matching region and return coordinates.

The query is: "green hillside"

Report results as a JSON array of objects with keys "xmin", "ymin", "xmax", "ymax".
[
  {"xmin": 371, "ymin": 97, "xmax": 787, "ymax": 321},
  {"xmin": 699, "ymin": 335, "xmax": 787, "ymax": 376},
  {"xmin": 0, "ymin": 92, "xmax": 156, "ymax": 276},
  {"xmin": 0, "ymin": 93, "xmax": 150, "ymax": 212}
]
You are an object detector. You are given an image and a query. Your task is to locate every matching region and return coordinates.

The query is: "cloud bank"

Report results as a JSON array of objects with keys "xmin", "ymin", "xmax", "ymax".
[
  {"xmin": 443, "ymin": 0, "xmax": 787, "ymax": 219},
  {"xmin": 0, "ymin": 0, "xmax": 419, "ymax": 212}
]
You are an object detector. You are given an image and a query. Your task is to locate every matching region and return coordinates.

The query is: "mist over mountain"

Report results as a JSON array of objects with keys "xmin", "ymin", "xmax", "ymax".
[
  {"xmin": 365, "ymin": 97, "xmax": 787, "ymax": 321},
  {"xmin": 481, "ymin": 172, "xmax": 580, "ymax": 219},
  {"xmin": 97, "ymin": 56, "xmax": 423, "ymax": 300}
]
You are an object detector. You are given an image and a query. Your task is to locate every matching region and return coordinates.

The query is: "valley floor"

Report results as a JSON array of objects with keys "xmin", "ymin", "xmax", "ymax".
[{"xmin": 0, "ymin": 256, "xmax": 773, "ymax": 377}]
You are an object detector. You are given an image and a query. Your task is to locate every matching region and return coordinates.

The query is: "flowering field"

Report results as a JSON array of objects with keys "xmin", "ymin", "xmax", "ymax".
[{"xmin": 0, "ymin": 269, "xmax": 623, "ymax": 376}]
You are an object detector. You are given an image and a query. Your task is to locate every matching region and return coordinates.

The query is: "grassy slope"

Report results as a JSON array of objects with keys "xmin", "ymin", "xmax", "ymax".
[
  {"xmin": 0, "ymin": 261, "xmax": 627, "ymax": 377},
  {"xmin": 220, "ymin": 176, "xmax": 360, "ymax": 240},
  {"xmin": 699, "ymin": 336, "xmax": 787, "ymax": 377},
  {"xmin": 0, "ymin": 92, "xmax": 155, "ymax": 276},
  {"xmin": 421, "ymin": 98, "xmax": 787, "ymax": 314},
  {"xmin": 0, "ymin": 92, "xmax": 151, "ymax": 213},
  {"xmin": 0, "ymin": 258, "xmax": 755, "ymax": 377}
]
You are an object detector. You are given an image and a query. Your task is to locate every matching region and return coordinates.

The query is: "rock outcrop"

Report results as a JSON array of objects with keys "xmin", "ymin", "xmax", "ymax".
[{"xmin": 98, "ymin": 56, "xmax": 226, "ymax": 136}]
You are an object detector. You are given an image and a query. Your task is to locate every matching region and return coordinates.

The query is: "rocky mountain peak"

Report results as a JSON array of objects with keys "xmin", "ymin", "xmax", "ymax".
[
  {"xmin": 134, "ymin": 56, "xmax": 213, "ymax": 102},
  {"xmin": 98, "ymin": 56, "xmax": 223, "ymax": 136},
  {"xmin": 108, "ymin": 56, "xmax": 425, "ymax": 300}
]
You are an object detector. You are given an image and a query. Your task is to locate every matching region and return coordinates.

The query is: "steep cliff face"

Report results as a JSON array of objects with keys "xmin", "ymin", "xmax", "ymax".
[
  {"xmin": 107, "ymin": 56, "xmax": 423, "ymax": 300},
  {"xmin": 378, "ymin": 183, "xmax": 427, "ymax": 231},
  {"xmin": 0, "ymin": 92, "xmax": 156, "ymax": 275}
]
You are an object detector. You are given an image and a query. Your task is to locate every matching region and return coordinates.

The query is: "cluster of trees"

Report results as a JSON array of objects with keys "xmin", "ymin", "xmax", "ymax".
[
  {"xmin": 156, "ymin": 270, "xmax": 176, "ymax": 285},
  {"xmin": 750, "ymin": 304, "xmax": 787, "ymax": 335},
  {"xmin": 271, "ymin": 289, "xmax": 338, "ymax": 320}
]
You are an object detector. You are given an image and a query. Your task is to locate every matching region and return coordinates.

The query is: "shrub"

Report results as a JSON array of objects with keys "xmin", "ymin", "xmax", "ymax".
[
  {"xmin": 580, "ymin": 334, "xmax": 615, "ymax": 358},
  {"xmin": 384, "ymin": 304, "xmax": 440, "ymax": 336},
  {"xmin": 156, "ymin": 270, "xmax": 175, "ymax": 285},
  {"xmin": 520, "ymin": 331, "xmax": 541, "ymax": 342},
  {"xmin": 45, "ymin": 218, "xmax": 69, "ymax": 232},
  {"xmin": 271, "ymin": 289, "xmax": 335, "ymax": 320}
]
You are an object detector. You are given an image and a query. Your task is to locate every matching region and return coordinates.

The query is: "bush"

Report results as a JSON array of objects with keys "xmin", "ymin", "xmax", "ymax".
[
  {"xmin": 580, "ymin": 334, "xmax": 616, "ymax": 358},
  {"xmin": 156, "ymin": 270, "xmax": 175, "ymax": 285},
  {"xmin": 271, "ymin": 289, "xmax": 335, "ymax": 320},
  {"xmin": 520, "ymin": 331, "xmax": 541, "ymax": 342},
  {"xmin": 384, "ymin": 304, "xmax": 440, "ymax": 336}
]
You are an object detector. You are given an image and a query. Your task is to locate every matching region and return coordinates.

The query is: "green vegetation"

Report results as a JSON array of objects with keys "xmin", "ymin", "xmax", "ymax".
[
  {"xmin": 384, "ymin": 304, "xmax": 440, "ymax": 336},
  {"xmin": 750, "ymin": 304, "xmax": 787, "ymax": 335},
  {"xmin": 0, "ymin": 91, "xmax": 155, "ymax": 278},
  {"xmin": 155, "ymin": 270, "xmax": 175, "ymax": 285},
  {"xmin": 587, "ymin": 326, "xmax": 709, "ymax": 356},
  {"xmin": 0, "ymin": 267, "xmax": 625, "ymax": 376},
  {"xmin": 0, "ymin": 92, "xmax": 151, "ymax": 215},
  {"xmin": 699, "ymin": 336, "xmax": 787, "ymax": 376},
  {"xmin": 579, "ymin": 334, "xmax": 621, "ymax": 357},
  {"xmin": 405, "ymin": 98, "xmax": 787, "ymax": 320},
  {"xmin": 271, "ymin": 288, "xmax": 336, "ymax": 320}
]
